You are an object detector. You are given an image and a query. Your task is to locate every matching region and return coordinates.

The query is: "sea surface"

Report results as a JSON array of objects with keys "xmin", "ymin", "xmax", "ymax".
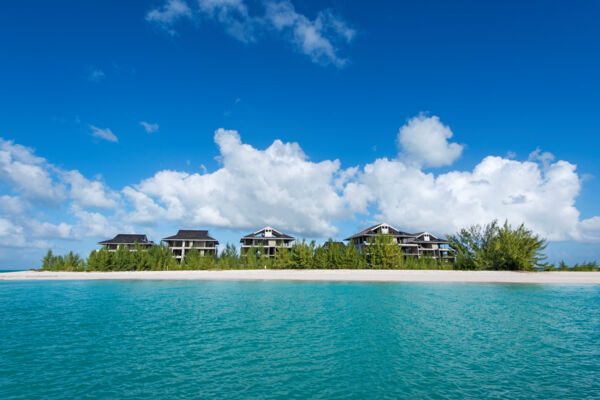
[{"xmin": 1, "ymin": 281, "xmax": 599, "ymax": 399}]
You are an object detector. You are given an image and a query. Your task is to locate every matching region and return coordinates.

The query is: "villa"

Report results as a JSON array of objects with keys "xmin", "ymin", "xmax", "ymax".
[
  {"xmin": 162, "ymin": 230, "xmax": 219, "ymax": 261},
  {"xmin": 345, "ymin": 223, "xmax": 455, "ymax": 262},
  {"xmin": 97, "ymin": 234, "xmax": 154, "ymax": 251},
  {"xmin": 240, "ymin": 227, "xmax": 295, "ymax": 258}
]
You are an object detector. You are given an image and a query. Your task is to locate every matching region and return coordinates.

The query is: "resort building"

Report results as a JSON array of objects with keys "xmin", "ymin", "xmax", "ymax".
[
  {"xmin": 345, "ymin": 223, "xmax": 455, "ymax": 262},
  {"xmin": 240, "ymin": 227, "xmax": 295, "ymax": 258},
  {"xmin": 97, "ymin": 234, "xmax": 154, "ymax": 251},
  {"xmin": 162, "ymin": 230, "xmax": 219, "ymax": 261}
]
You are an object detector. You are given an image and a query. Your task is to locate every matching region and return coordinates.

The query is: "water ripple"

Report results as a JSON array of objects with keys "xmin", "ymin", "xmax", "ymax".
[{"xmin": 1, "ymin": 281, "xmax": 599, "ymax": 399}]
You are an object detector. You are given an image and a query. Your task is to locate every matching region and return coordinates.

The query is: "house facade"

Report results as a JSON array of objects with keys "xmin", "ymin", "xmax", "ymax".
[
  {"xmin": 98, "ymin": 234, "xmax": 154, "ymax": 251},
  {"xmin": 162, "ymin": 230, "xmax": 219, "ymax": 261},
  {"xmin": 345, "ymin": 223, "xmax": 455, "ymax": 262},
  {"xmin": 240, "ymin": 227, "xmax": 295, "ymax": 258}
]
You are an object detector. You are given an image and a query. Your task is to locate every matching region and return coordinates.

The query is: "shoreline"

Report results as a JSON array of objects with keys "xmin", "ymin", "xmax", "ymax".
[{"xmin": 1, "ymin": 270, "xmax": 600, "ymax": 284}]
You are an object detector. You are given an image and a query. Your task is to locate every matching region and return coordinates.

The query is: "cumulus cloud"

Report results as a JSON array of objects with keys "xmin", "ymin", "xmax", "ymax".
[
  {"xmin": 90, "ymin": 125, "xmax": 118, "ymax": 143},
  {"xmin": 71, "ymin": 207, "xmax": 124, "ymax": 238},
  {"xmin": 123, "ymin": 128, "xmax": 350, "ymax": 236},
  {"xmin": 140, "ymin": 121, "xmax": 159, "ymax": 133},
  {"xmin": 145, "ymin": 0, "xmax": 193, "ymax": 35},
  {"xmin": 62, "ymin": 170, "xmax": 120, "ymax": 209},
  {"xmin": 350, "ymin": 155, "xmax": 587, "ymax": 241},
  {"xmin": 0, "ymin": 137, "xmax": 124, "ymax": 250},
  {"xmin": 0, "ymin": 217, "xmax": 26, "ymax": 247},
  {"xmin": 145, "ymin": 0, "xmax": 355, "ymax": 67},
  {"xmin": 578, "ymin": 217, "xmax": 600, "ymax": 243},
  {"xmin": 0, "ymin": 195, "xmax": 74, "ymax": 248},
  {"xmin": 114, "ymin": 125, "xmax": 600, "ymax": 243},
  {"xmin": 2, "ymin": 115, "xmax": 600, "ymax": 259},
  {"xmin": 397, "ymin": 114, "xmax": 464, "ymax": 168},
  {"xmin": 0, "ymin": 139, "xmax": 66, "ymax": 203}
]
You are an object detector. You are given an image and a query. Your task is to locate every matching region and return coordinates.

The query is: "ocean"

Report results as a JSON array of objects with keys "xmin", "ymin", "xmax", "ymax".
[{"xmin": 1, "ymin": 280, "xmax": 598, "ymax": 399}]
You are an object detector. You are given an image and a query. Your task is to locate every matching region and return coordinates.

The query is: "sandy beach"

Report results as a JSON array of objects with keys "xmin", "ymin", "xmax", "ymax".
[{"xmin": 1, "ymin": 269, "xmax": 599, "ymax": 284}]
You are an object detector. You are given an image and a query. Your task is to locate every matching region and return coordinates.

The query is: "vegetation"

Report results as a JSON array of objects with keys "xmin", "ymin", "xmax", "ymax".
[
  {"xmin": 40, "ymin": 220, "xmax": 598, "ymax": 271},
  {"xmin": 42, "ymin": 250, "xmax": 85, "ymax": 271},
  {"xmin": 544, "ymin": 260, "xmax": 599, "ymax": 272},
  {"xmin": 40, "ymin": 237, "xmax": 449, "ymax": 271},
  {"xmin": 447, "ymin": 220, "xmax": 548, "ymax": 271}
]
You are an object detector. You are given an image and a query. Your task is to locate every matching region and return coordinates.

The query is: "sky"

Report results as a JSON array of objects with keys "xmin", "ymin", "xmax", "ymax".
[{"xmin": 1, "ymin": 0, "xmax": 599, "ymax": 268}]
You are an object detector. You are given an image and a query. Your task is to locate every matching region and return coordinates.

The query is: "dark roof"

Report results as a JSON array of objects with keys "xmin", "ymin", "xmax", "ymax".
[
  {"xmin": 162, "ymin": 230, "xmax": 218, "ymax": 242},
  {"xmin": 98, "ymin": 234, "xmax": 153, "ymax": 245},
  {"xmin": 344, "ymin": 223, "xmax": 414, "ymax": 240},
  {"xmin": 241, "ymin": 227, "xmax": 294, "ymax": 241}
]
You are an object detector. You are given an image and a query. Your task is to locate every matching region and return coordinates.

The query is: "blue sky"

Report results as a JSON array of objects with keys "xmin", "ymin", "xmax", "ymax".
[{"xmin": 1, "ymin": 0, "xmax": 599, "ymax": 268}]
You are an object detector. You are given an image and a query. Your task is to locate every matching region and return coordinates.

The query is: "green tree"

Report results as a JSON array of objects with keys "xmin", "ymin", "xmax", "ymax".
[
  {"xmin": 131, "ymin": 243, "xmax": 150, "ymax": 270},
  {"xmin": 42, "ymin": 250, "xmax": 53, "ymax": 270},
  {"xmin": 182, "ymin": 249, "xmax": 202, "ymax": 269},
  {"xmin": 313, "ymin": 247, "xmax": 328, "ymax": 268},
  {"xmin": 291, "ymin": 239, "xmax": 314, "ymax": 269},
  {"xmin": 447, "ymin": 220, "xmax": 548, "ymax": 270},
  {"xmin": 274, "ymin": 246, "xmax": 292, "ymax": 269},
  {"xmin": 365, "ymin": 234, "xmax": 403, "ymax": 269},
  {"xmin": 218, "ymin": 243, "xmax": 240, "ymax": 269},
  {"xmin": 343, "ymin": 242, "xmax": 364, "ymax": 269},
  {"xmin": 146, "ymin": 244, "xmax": 177, "ymax": 270}
]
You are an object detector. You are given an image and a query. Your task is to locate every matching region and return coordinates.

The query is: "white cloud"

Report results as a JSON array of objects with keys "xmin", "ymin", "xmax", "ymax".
[
  {"xmin": 351, "ymin": 155, "xmax": 584, "ymax": 241},
  {"xmin": 0, "ymin": 217, "xmax": 26, "ymax": 247},
  {"xmin": 198, "ymin": 0, "xmax": 255, "ymax": 42},
  {"xmin": 528, "ymin": 147, "xmax": 555, "ymax": 169},
  {"xmin": 2, "ymin": 114, "xmax": 600, "ymax": 258},
  {"xmin": 29, "ymin": 220, "xmax": 73, "ymax": 240},
  {"xmin": 122, "ymin": 186, "xmax": 167, "ymax": 225},
  {"xmin": 0, "ymin": 137, "xmax": 125, "ymax": 249},
  {"xmin": 71, "ymin": 207, "xmax": 122, "ymax": 238},
  {"xmin": 397, "ymin": 114, "xmax": 464, "ymax": 168},
  {"xmin": 124, "ymin": 128, "xmax": 350, "ymax": 236},
  {"xmin": 578, "ymin": 217, "xmax": 600, "ymax": 243},
  {"xmin": 145, "ymin": 0, "xmax": 193, "ymax": 35},
  {"xmin": 90, "ymin": 125, "xmax": 118, "ymax": 143},
  {"xmin": 140, "ymin": 121, "xmax": 159, "ymax": 133},
  {"xmin": 63, "ymin": 170, "xmax": 119, "ymax": 209},
  {"xmin": 265, "ymin": 1, "xmax": 355, "ymax": 67},
  {"xmin": 145, "ymin": 0, "xmax": 355, "ymax": 67},
  {"xmin": 0, "ymin": 139, "xmax": 66, "ymax": 203}
]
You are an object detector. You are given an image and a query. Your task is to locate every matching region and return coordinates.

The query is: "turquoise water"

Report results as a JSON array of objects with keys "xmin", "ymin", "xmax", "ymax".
[{"xmin": 1, "ymin": 281, "xmax": 599, "ymax": 399}]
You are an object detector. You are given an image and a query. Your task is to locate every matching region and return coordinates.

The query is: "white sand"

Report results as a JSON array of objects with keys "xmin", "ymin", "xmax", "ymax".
[{"xmin": 1, "ymin": 269, "xmax": 599, "ymax": 284}]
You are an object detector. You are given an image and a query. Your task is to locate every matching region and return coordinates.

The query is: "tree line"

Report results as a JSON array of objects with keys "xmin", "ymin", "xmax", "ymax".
[
  {"xmin": 41, "ymin": 220, "xmax": 599, "ymax": 271},
  {"xmin": 41, "ymin": 238, "xmax": 452, "ymax": 271}
]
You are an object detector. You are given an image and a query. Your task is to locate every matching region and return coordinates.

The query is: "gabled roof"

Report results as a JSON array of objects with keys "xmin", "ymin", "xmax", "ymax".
[
  {"xmin": 162, "ymin": 230, "xmax": 218, "ymax": 242},
  {"xmin": 406, "ymin": 232, "xmax": 449, "ymax": 244},
  {"xmin": 344, "ymin": 223, "xmax": 414, "ymax": 240},
  {"xmin": 241, "ymin": 226, "xmax": 295, "ymax": 241},
  {"xmin": 98, "ymin": 234, "xmax": 154, "ymax": 245}
]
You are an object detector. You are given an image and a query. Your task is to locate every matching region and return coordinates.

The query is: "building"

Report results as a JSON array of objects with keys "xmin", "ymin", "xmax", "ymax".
[
  {"xmin": 240, "ymin": 227, "xmax": 295, "ymax": 258},
  {"xmin": 97, "ymin": 234, "xmax": 154, "ymax": 251},
  {"xmin": 344, "ymin": 223, "xmax": 455, "ymax": 262},
  {"xmin": 162, "ymin": 230, "xmax": 219, "ymax": 261}
]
